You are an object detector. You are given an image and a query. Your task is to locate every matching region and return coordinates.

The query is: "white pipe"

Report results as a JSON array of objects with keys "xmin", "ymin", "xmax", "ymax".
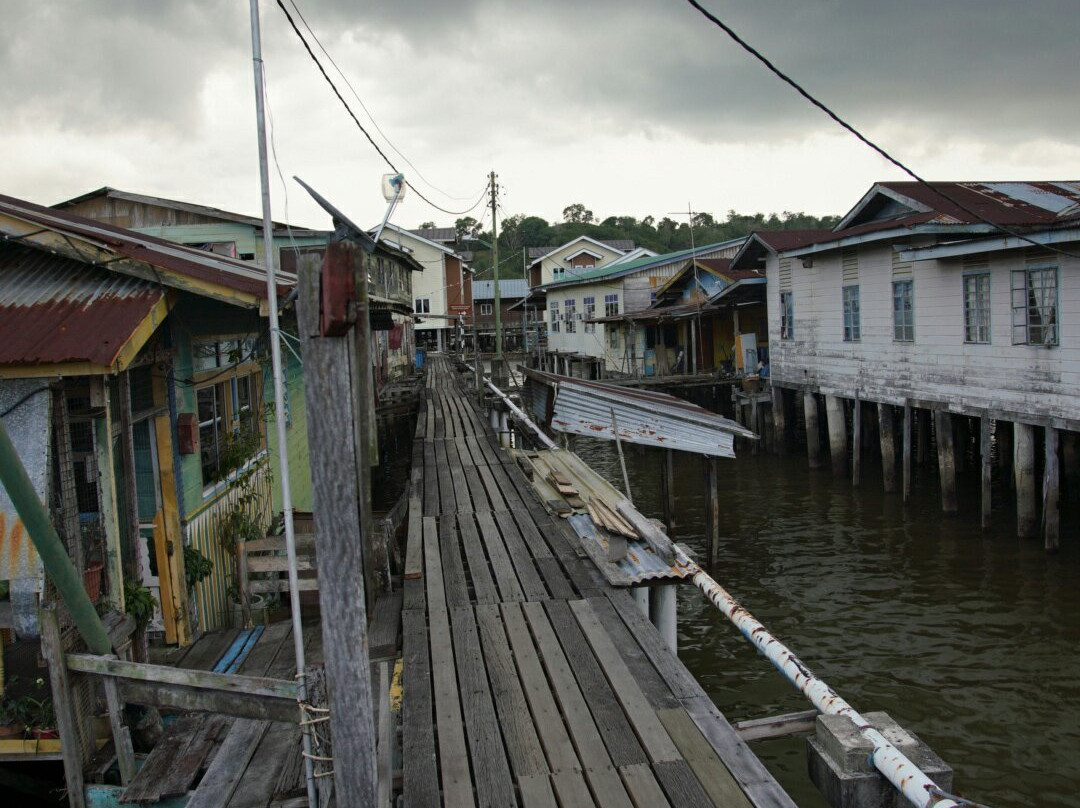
[
  {"xmin": 649, "ymin": 584, "xmax": 677, "ymax": 654},
  {"xmin": 248, "ymin": 4, "xmax": 317, "ymax": 806},
  {"xmin": 484, "ymin": 378, "xmax": 557, "ymax": 450},
  {"xmin": 490, "ymin": 378, "xmax": 958, "ymax": 808}
]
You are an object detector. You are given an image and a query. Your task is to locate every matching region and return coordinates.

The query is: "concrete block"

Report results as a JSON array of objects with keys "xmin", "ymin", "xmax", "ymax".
[{"xmin": 807, "ymin": 711, "xmax": 952, "ymax": 808}]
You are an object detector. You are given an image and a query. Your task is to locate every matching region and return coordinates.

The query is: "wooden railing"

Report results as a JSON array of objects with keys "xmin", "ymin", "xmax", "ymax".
[{"xmin": 237, "ymin": 533, "xmax": 319, "ymax": 596}]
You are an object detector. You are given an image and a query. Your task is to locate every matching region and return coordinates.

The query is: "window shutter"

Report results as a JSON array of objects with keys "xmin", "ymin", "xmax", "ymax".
[{"xmin": 841, "ymin": 249, "xmax": 859, "ymax": 283}]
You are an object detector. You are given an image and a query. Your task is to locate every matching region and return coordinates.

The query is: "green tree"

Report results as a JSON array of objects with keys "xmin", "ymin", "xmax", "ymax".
[
  {"xmin": 562, "ymin": 203, "xmax": 595, "ymax": 225},
  {"xmin": 418, "ymin": 220, "xmax": 436, "ymax": 229},
  {"xmin": 454, "ymin": 216, "xmax": 481, "ymax": 243}
]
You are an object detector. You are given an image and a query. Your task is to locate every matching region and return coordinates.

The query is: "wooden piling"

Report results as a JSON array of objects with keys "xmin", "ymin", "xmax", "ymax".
[
  {"xmin": 1063, "ymin": 431, "xmax": 1079, "ymax": 503},
  {"xmin": 705, "ymin": 457, "xmax": 720, "ymax": 565},
  {"xmin": 1043, "ymin": 427, "xmax": 1060, "ymax": 552},
  {"xmin": 804, "ymin": 392, "xmax": 823, "ymax": 469},
  {"xmin": 998, "ymin": 419, "xmax": 1014, "ymax": 489},
  {"xmin": 852, "ymin": 395, "xmax": 862, "ymax": 487},
  {"xmin": 916, "ymin": 408, "xmax": 931, "ymax": 466},
  {"xmin": 825, "ymin": 396, "xmax": 848, "ymax": 478},
  {"xmin": 934, "ymin": 410, "xmax": 958, "ymax": 513},
  {"xmin": 772, "ymin": 385, "xmax": 787, "ymax": 457},
  {"xmin": 902, "ymin": 404, "xmax": 912, "ymax": 503},
  {"xmin": 980, "ymin": 416, "xmax": 992, "ymax": 529},
  {"xmin": 661, "ymin": 449, "xmax": 676, "ymax": 536},
  {"xmin": 1015, "ymin": 422, "xmax": 1037, "ymax": 539},
  {"xmin": 40, "ymin": 604, "xmax": 87, "ymax": 808},
  {"xmin": 879, "ymin": 403, "xmax": 898, "ymax": 494}
]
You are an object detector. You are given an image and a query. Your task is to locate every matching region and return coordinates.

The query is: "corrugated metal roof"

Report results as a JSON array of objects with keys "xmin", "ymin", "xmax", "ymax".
[
  {"xmin": 0, "ymin": 193, "xmax": 294, "ymax": 301},
  {"xmin": 528, "ymin": 370, "xmax": 755, "ymax": 458},
  {"xmin": 0, "ymin": 242, "xmax": 164, "ymax": 367},
  {"xmin": 566, "ymin": 514, "xmax": 686, "ymax": 584},
  {"xmin": 410, "ymin": 227, "xmax": 456, "ymax": 242},
  {"xmin": 472, "ymin": 278, "xmax": 529, "ymax": 299}
]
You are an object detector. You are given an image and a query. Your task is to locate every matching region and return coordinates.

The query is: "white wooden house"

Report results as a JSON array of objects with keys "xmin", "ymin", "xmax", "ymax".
[{"xmin": 758, "ymin": 181, "xmax": 1080, "ymax": 546}]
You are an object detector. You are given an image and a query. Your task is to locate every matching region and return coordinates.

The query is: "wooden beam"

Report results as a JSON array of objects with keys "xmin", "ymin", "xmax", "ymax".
[
  {"xmin": 40, "ymin": 605, "xmax": 87, "ymax": 808},
  {"xmin": 1043, "ymin": 427, "xmax": 1060, "ymax": 552},
  {"xmin": 981, "ymin": 416, "xmax": 993, "ymax": 529},
  {"xmin": 734, "ymin": 709, "xmax": 818, "ymax": 742}
]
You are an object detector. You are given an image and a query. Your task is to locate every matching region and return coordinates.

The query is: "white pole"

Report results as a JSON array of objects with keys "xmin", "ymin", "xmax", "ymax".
[{"xmin": 248, "ymin": 3, "xmax": 317, "ymax": 806}]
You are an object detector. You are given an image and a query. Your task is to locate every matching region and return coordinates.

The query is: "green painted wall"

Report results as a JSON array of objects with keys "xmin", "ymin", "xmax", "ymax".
[
  {"xmin": 134, "ymin": 223, "xmax": 327, "ymax": 264},
  {"xmin": 266, "ymin": 324, "xmax": 313, "ymax": 513}
]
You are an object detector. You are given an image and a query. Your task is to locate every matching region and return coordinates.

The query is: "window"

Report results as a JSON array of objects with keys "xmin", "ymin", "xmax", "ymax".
[
  {"xmin": 550, "ymin": 301, "xmax": 560, "ymax": 333},
  {"xmin": 414, "ymin": 298, "xmax": 431, "ymax": 314},
  {"xmin": 893, "ymin": 280, "xmax": 914, "ymax": 342},
  {"xmin": 479, "ymin": 303, "xmax": 493, "ymax": 316},
  {"xmin": 780, "ymin": 291, "xmax": 794, "ymax": 340},
  {"xmin": 553, "ymin": 267, "xmax": 565, "ymax": 281},
  {"xmin": 197, "ymin": 370, "xmax": 264, "ymax": 489},
  {"xmin": 604, "ymin": 293, "xmax": 619, "ymax": 318},
  {"xmin": 565, "ymin": 299, "xmax": 577, "ymax": 334},
  {"xmin": 842, "ymin": 285, "xmax": 860, "ymax": 342},
  {"xmin": 197, "ymin": 383, "xmax": 227, "ymax": 485},
  {"xmin": 608, "ymin": 326, "xmax": 619, "ymax": 349},
  {"xmin": 1012, "ymin": 266, "xmax": 1058, "ymax": 346},
  {"xmin": 583, "ymin": 296, "xmax": 596, "ymax": 333},
  {"xmin": 963, "ymin": 273, "xmax": 991, "ymax": 343}
]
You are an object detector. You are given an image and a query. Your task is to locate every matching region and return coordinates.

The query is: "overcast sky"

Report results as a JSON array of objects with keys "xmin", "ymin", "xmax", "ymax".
[{"xmin": 3, "ymin": 0, "xmax": 1077, "ymax": 233}]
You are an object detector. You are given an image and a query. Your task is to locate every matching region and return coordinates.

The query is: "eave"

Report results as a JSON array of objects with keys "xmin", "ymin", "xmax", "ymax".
[{"xmin": 895, "ymin": 227, "xmax": 1080, "ymax": 261}]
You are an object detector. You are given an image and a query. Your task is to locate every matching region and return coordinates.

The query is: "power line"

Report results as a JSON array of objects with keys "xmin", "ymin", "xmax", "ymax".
[
  {"xmin": 274, "ymin": 0, "xmax": 488, "ymax": 218},
  {"xmin": 683, "ymin": 0, "xmax": 1080, "ymax": 260},
  {"xmin": 285, "ymin": 0, "xmax": 483, "ymax": 205}
]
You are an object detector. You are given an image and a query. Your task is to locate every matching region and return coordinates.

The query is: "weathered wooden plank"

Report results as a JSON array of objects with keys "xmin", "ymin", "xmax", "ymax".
[
  {"xmin": 454, "ymin": 436, "xmax": 475, "ymax": 468},
  {"xmin": 245, "ymin": 556, "xmax": 317, "ymax": 573},
  {"xmin": 541, "ymin": 600, "xmax": 648, "ymax": 768},
  {"xmin": 185, "ymin": 719, "xmax": 271, "ymax": 808},
  {"xmin": 587, "ymin": 597, "xmax": 679, "ymax": 711},
  {"xmin": 428, "ymin": 606, "xmax": 475, "ymax": 806},
  {"xmin": 603, "ymin": 589, "xmax": 698, "ymax": 700},
  {"xmin": 569, "ymin": 599, "xmax": 680, "ymax": 763},
  {"xmin": 451, "ymin": 606, "xmax": 517, "ymax": 806},
  {"xmin": 422, "ymin": 516, "xmax": 447, "ymax": 612},
  {"xmin": 494, "ymin": 511, "xmax": 550, "ymax": 601},
  {"xmin": 476, "ymin": 463, "xmax": 510, "ymax": 512},
  {"xmin": 518, "ymin": 774, "xmax": 559, "ymax": 808},
  {"xmin": 474, "ymin": 604, "xmax": 548, "ymax": 777},
  {"xmin": 521, "ymin": 602, "xmax": 612, "ymax": 771},
  {"xmin": 226, "ymin": 723, "xmax": 300, "ymax": 808},
  {"xmin": 156, "ymin": 717, "xmax": 229, "ymax": 799},
  {"xmin": 501, "ymin": 604, "xmax": 581, "ymax": 774},
  {"xmin": 446, "ymin": 442, "xmax": 475, "ymax": 514},
  {"xmin": 177, "ymin": 629, "xmax": 239, "ymax": 671},
  {"xmin": 369, "ymin": 591, "xmax": 404, "ymax": 661},
  {"xmin": 657, "ymin": 707, "xmax": 753, "ymax": 808},
  {"xmin": 439, "ymin": 519, "xmax": 471, "ymax": 610},
  {"xmin": 458, "ymin": 514, "xmax": 499, "ymax": 605},
  {"xmin": 121, "ymin": 715, "xmax": 205, "ymax": 802},
  {"xmin": 423, "ymin": 442, "xmax": 440, "ymax": 516},
  {"xmin": 474, "ymin": 511, "xmax": 525, "ymax": 602},
  {"xmin": 535, "ymin": 556, "xmax": 579, "ymax": 600},
  {"xmin": 67, "ymin": 655, "xmax": 299, "ymax": 701},
  {"xmin": 403, "ymin": 576, "xmax": 426, "ymax": 614},
  {"xmin": 551, "ymin": 771, "xmax": 596, "ymax": 808},
  {"xmin": 38, "ymin": 606, "xmax": 86, "ymax": 808},
  {"xmin": 436, "ymin": 441, "xmax": 458, "ymax": 514},
  {"xmin": 401, "ymin": 610, "xmax": 439, "ymax": 808},
  {"xmin": 619, "ymin": 763, "xmax": 673, "ymax": 808},
  {"xmin": 651, "ymin": 760, "xmax": 714, "ymax": 808},
  {"xmin": 463, "ymin": 465, "xmax": 491, "ymax": 512},
  {"xmin": 586, "ymin": 766, "xmax": 635, "ymax": 808},
  {"xmin": 404, "ymin": 495, "xmax": 424, "ymax": 580},
  {"xmin": 236, "ymin": 621, "xmax": 292, "ymax": 678},
  {"xmin": 733, "ymin": 709, "xmax": 818, "ymax": 742}
]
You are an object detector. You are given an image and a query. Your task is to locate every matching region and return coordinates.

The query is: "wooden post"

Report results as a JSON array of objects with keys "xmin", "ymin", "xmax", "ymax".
[
  {"xmin": 94, "ymin": 394, "xmax": 125, "ymax": 613},
  {"xmin": 40, "ymin": 605, "xmax": 87, "ymax": 808},
  {"xmin": 804, "ymin": 392, "xmax": 823, "ymax": 469},
  {"xmin": 1043, "ymin": 427, "xmax": 1060, "ymax": 552},
  {"xmin": 296, "ymin": 250, "xmax": 378, "ymax": 805},
  {"xmin": 117, "ymin": 372, "xmax": 141, "ymax": 583},
  {"xmin": 902, "ymin": 404, "xmax": 912, "ymax": 503},
  {"xmin": 935, "ymin": 410, "xmax": 958, "ymax": 513},
  {"xmin": 998, "ymin": 419, "xmax": 1014, "ymax": 489},
  {"xmin": 1014, "ymin": 422, "xmax": 1037, "ymax": 539},
  {"xmin": 705, "ymin": 457, "xmax": 720, "ymax": 565},
  {"xmin": 103, "ymin": 656, "xmax": 137, "ymax": 784},
  {"xmin": 825, "ymin": 395, "xmax": 848, "ymax": 478},
  {"xmin": 1064, "ymin": 431, "xmax": 1080, "ymax": 503},
  {"xmin": 661, "ymin": 449, "xmax": 676, "ymax": 537},
  {"xmin": 916, "ymin": 408, "xmax": 931, "ymax": 466},
  {"xmin": 750, "ymin": 395, "xmax": 760, "ymax": 456},
  {"xmin": 980, "ymin": 416, "xmax": 992, "ymax": 529},
  {"xmin": 852, "ymin": 395, "xmax": 861, "ymax": 487},
  {"xmin": 879, "ymin": 403, "xmax": 897, "ymax": 494},
  {"xmin": 772, "ymin": 385, "xmax": 787, "ymax": 457}
]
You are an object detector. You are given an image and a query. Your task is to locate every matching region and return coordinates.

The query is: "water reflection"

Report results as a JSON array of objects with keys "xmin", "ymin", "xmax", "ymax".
[{"xmin": 571, "ymin": 435, "xmax": 1079, "ymax": 808}]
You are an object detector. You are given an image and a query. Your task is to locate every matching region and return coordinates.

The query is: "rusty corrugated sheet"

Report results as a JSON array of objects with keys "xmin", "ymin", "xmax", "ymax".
[
  {"xmin": 529, "ymin": 370, "xmax": 755, "ymax": 458},
  {"xmin": 0, "ymin": 379, "xmax": 49, "ymax": 581},
  {"xmin": 0, "ymin": 192, "xmax": 295, "ymax": 300},
  {"xmin": 0, "ymin": 242, "xmax": 164, "ymax": 367},
  {"xmin": 567, "ymin": 513, "xmax": 686, "ymax": 584}
]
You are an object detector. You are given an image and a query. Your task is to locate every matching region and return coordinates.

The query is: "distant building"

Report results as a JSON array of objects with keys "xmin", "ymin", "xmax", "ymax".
[{"xmin": 471, "ymin": 278, "xmax": 533, "ymax": 352}]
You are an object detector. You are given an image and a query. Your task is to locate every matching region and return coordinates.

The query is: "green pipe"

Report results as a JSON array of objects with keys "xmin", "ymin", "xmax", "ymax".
[{"xmin": 0, "ymin": 415, "xmax": 113, "ymax": 655}]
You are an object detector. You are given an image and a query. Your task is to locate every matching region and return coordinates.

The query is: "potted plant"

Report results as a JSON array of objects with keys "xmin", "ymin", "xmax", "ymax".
[
  {"xmin": 0, "ymin": 678, "xmax": 25, "ymax": 739},
  {"xmin": 124, "ymin": 580, "xmax": 159, "ymax": 628},
  {"xmin": 21, "ymin": 678, "xmax": 57, "ymax": 740}
]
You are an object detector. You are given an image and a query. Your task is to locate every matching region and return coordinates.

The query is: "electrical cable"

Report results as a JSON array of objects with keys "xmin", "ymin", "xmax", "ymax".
[
  {"xmin": 683, "ymin": 0, "xmax": 1080, "ymax": 260},
  {"xmin": 285, "ymin": 0, "xmax": 484, "ymax": 204},
  {"xmin": 275, "ymin": 0, "xmax": 488, "ymax": 218},
  {"xmin": 1, "ymin": 386, "xmax": 50, "ymax": 419}
]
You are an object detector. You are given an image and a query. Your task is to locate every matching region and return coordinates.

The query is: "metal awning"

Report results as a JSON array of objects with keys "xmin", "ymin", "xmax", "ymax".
[{"xmin": 525, "ymin": 369, "xmax": 755, "ymax": 458}]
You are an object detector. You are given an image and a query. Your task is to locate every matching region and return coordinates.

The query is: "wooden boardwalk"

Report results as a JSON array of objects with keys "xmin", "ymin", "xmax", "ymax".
[{"xmin": 401, "ymin": 357, "xmax": 796, "ymax": 808}]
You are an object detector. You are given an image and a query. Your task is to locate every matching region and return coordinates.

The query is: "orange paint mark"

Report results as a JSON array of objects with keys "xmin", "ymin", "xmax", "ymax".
[{"xmin": 9, "ymin": 519, "xmax": 24, "ymax": 574}]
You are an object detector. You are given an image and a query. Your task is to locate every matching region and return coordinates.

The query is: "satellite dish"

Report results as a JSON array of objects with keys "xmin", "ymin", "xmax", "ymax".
[{"xmin": 381, "ymin": 173, "xmax": 407, "ymax": 202}]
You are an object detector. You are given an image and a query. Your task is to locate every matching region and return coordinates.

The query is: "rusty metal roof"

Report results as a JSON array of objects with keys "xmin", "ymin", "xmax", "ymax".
[
  {"xmin": 526, "ymin": 369, "xmax": 755, "ymax": 458},
  {"xmin": 0, "ymin": 192, "xmax": 295, "ymax": 301},
  {"xmin": 0, "ymin": 242, "xmax": 164, "ymax": 368}
]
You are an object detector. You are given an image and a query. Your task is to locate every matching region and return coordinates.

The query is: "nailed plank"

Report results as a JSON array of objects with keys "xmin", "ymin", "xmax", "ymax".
[
  {"xmin": 225, "ymin": 723, "xmax": 300, "ymax": 808},
  {"xmin": 493, "ymin": 511, "xmax": 550, "ymax": 601},
  {"xmin": 463, "ymin": 465, "xmax": 491, "ymax": 512},
  {"xmin": 474, "ymin": 604, "xmax": 548, "ymax": 777},
  {"xmin": 474, "ymin": 511, "xmax": 525, "ymax": 603},
  {"xmin": 401, "ymin": 610, "xmax": 439, "ymax": 808},
  {"xmin": 519, "ymin": 774, "xmax": 559, "ymax": 808},
  {"xmin": 569, "ymin": 599, "xmax": 680, "ymax": 763},
  {"xmin": 657, "ymin": 707, "xmax": 753, "ymax": 808},
  {"xmin": 236, "ymin": 621, "xmax": 292, "ymax": 677},
  {"xmin": 586, "ymin": 766, "xmax": 635, "ymax": 808},
  {"xmin": 428, "ymin": 606, "xmax": 475, "ymax": 806},
  {"xmin": 177, "ymin": 629, "xmax": 240, "ymax": 671},
  {"xmin": 440, "ymin": 518, "xmax": 471, "ymax": 610},
  {"xmin": 185, "ymin": 719, "xmax": 271, "ymax": 808},
  {"xmin": 619, "ymin": 763, "xmax": 672, "ymax": 808},
  {"xmin": 458, "ymin": 514, "xmax": 499, "ymax": 605},
  {"xmin": 445, "ymin": 440, "xmax": 475, "ymax": 513},
  {"xmin": 521, "ymin": 602, "xmax": 612, "ymax": 771},
  {"xmin": 651, "ymin": 760, "xmax": 714, "ymax": 808},
  {"xmin": 451, "ymin": 606, "xmax": 517, "ymax": 806},
  {"xmin": 476, "ymin": 463, "xmax": 510, "ymax": 512},
  {"xmin": 156, "ymin": 717, "xmax": 229, "ymax": 798},
  {"xmin": 541, "ymin": 600, "xmax": 648, "ymax": 768},
  {"xmin": 536, "ymin": 556, "xmax": 579, "ymax": 600},
  {"xmin": 551, "ymin": 771, "xmax": 596, "ymax": 808},
  {"xmin": 423, "ymin": 442, "xmax": 440, "ymax": 516},
  {"xmin": 587, "ymin": 597, "xmax": 679, "ymax": 711},
  {"xmin": 403, "ymin": 576, "xmax": 426, "ymax": 614},
  {"xmin": 121, "ymin": 715, "xmax": 205, "ymax": 803},
  {"xmin": 369, "ymin": 591, "xmax": 404, "ymax": 661},
  {"xmin": 501, "ymin": 604, "xmax": 581, "ymax": 774},
  {"xmin": 404, "ymin": 496, "xmax": 424, "ymax": 580},
  {"xmin": 422, "ymin": 516, "xmax": 447, "ymax": 612},
  {"xmin": 436, "ymin": 441, "xmax": 458, "ymax": 514}
]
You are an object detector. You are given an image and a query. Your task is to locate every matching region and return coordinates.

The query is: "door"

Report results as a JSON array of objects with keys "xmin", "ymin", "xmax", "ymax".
[{"xmin": 131, "ymin": 419, "xmax": 166, "ymax": 634}]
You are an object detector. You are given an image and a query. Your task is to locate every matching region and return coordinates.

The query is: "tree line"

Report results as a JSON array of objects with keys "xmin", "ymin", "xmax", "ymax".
[{"xmin": 418, "ymin": 203, "xmax": 839, "ymax": 278}]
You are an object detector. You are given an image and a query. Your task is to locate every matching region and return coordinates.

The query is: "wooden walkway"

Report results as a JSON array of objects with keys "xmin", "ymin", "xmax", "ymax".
[{"xmin": 401, "ymin": 357, "xmax": 796, "ymax": 808}]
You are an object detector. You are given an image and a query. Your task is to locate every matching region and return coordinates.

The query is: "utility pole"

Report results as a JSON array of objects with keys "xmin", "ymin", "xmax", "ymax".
[{"xmin": 489, "ymin": 170, "xmax": 504, "ymax": 383}]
